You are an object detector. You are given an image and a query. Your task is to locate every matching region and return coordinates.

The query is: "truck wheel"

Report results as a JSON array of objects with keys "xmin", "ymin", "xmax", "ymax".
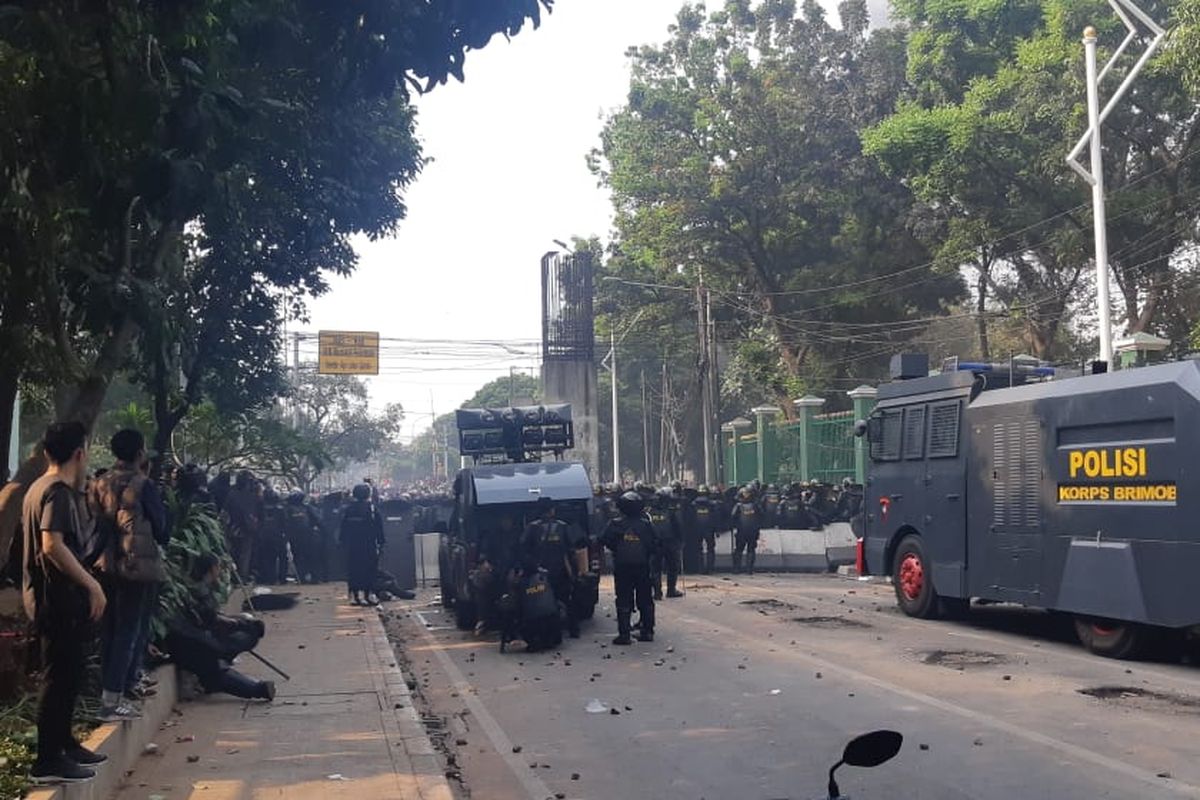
[
  {"xmin": 1073, "ymin": 616, "xmax": 1145, "ymax": 660},
  {"xmin": 892, "ymin": 535, "xmax": 940, "ymax": 619},
  {"xmin": 455, "ymin": 595, "xmax": 477, "ymax": 630}
]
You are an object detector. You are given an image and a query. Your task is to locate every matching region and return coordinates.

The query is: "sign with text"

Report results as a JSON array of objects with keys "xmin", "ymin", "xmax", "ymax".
[{"xmin": 318, "ymin": 331, "xmax": 379, "ymax": 375}]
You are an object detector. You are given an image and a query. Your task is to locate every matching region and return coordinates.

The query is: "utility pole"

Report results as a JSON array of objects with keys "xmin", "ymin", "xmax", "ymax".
[
  {"xmin": 1066, "ymin": 2, "xmax": 1166, "ymax": 366},
  {"xmin": 641, "ymin": 369, "xmax": 651, "ymax": 482},
  {"xmin": 610, "ymin": 328, "xmax": 620, "ymax": 485},
  {"xmin": 697, "ymin": 272, "xmax": 714, "ymax": 486},
  {"xmin": 708, "ymin": 293, "xmax": 724, "ymax": 486},
  {"xmin": 292, "ymin": 332, "xmax": 302, "ymax": 429},
  {"xmin": 659, "ymin": 361, "xmax": 670, "ymax": 480}
]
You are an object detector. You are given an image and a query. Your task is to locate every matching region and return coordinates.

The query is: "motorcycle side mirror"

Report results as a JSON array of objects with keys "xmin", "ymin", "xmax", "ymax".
[
  {"xmin": 828, "ymin": 730, "xmax": 903, "ymax": 799},
  {"xmin": 843, "ymin": 729, "xmax": 903, "ymax": 767}
]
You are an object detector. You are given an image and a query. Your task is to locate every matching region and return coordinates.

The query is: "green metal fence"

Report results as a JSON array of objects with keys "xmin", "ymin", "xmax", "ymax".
[
  {"xmin": 723, "ymin": 393, "xmax": 875, "ymax": 487},
  {"xmin": 809, "ymin": 410, "xmax": 857, "ymax": 483}
]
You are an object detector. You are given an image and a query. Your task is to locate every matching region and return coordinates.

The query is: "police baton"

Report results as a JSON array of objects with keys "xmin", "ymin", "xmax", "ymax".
[{"xmin": 247, "ymin": 649, "xmax": 291, "ymax": 682}]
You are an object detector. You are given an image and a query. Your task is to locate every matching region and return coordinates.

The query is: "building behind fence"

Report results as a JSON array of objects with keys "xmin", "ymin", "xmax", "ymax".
[{"xmin": 723, "ymin": 387, "xmax": 877, "ymax": 487}]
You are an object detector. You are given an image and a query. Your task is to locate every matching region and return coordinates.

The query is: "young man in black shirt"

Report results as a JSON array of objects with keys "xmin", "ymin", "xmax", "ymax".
[{"xmin": 21, "ymin": 422, "xmax": 109, "ymax": 784}]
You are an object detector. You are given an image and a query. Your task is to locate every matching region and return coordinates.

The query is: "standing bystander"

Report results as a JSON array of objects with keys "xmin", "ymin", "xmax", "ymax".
[
  {"xmin": 21, "ymin": 422, "xmax": 109, "ymax": 784},
  {"xmin": 92, "ymin": 429, "xmax": 168, "ymax": 721}
]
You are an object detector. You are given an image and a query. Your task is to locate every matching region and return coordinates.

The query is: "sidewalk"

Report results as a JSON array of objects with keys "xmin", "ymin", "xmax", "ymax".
[{"xmin": 111, "ymin": 586, "xmax": 452, "ymax": 800}]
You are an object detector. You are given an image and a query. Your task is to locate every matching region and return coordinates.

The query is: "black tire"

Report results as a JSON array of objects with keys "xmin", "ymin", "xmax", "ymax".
[
  {"xmin": 1073, "ymin": 616, "xmax": 1146, "ymax": 660},
  {"xmin": 892, "ymin": 535, "xmax": 940, "ymax": 619}
]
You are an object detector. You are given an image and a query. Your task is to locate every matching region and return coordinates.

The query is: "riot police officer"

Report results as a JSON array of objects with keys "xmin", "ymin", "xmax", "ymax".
[
  {"xmin": 649, "ymin": 489, "xmax": 683, "ymax": 598},
  {"xmin": 283, "ymin": 490, "xmax": 325, "ymax": 583},
  {"xmin": 835, "ymin": 477, "xmax": 863, "ymax": 522},
  {"xmin": 256, "ymin": 488, "xmax": 287, "ymax": 584},
  {"xmin": 761, "ymin": 484, "xmax": 782, "ymax": 529},
  {"xmin": 603, "ymin": 492, "xmax": 658, "ymax": 645},
  {"xmin": 521, "ymin": 498, "xmax": 585, "ymax": 638},
  {"xmin": 690, "ymin": 486, "xmax": 718, "ymax": 574},
  {"xmin": 732, "ymin": 487, "xmax": 763, "ymax": 574},
  {"xmin": 340, "ymin": 484, "xmax": 385, "ymax": 605}
]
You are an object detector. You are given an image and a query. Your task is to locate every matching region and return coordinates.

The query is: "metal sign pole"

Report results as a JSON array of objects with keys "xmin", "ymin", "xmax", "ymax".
[
  {"xmin": 1083, "ymin": 28, "xmax": 1115, "ymax": 366},
  {"xmin": 1066, "ymin": 1, "xmax": 1166, "ymax": 366}
]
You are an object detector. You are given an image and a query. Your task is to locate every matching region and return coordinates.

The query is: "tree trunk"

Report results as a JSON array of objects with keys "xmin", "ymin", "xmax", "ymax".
[
  {"xmin": 975, "ymin": 267, "xmax": 991, "ymax": 362},
  {"xmin": 59, "ymin": 316, "xmax": 140, "ymax": 430}
]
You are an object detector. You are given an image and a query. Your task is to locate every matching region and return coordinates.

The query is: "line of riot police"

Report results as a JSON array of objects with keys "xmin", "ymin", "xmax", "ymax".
[{"xmin": 591, "ymin": 477, "xmax": 863, "ymax": 576}]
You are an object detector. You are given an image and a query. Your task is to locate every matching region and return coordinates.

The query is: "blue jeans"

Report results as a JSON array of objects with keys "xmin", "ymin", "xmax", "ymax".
[
  {"xmin": 101, "ymin": 581, "xmax": 152, "ymax": 696},
  {"xmin": 126, "ymin": 584, "xmax": 159, "ymax": 690}
]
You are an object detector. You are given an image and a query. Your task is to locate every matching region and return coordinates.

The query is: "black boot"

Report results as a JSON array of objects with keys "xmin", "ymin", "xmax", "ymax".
[
  {"xmin": 732, "ymin": 553, "xmax": 742, "ymax": 573},
  {"xmin": 747, "ymin": 550, "xmax": 756, "ymax": 576},
  {"xmin": 215, "ymin": 668, "xmax": 271, "ymax": 700},
  {"xmin": 613, "ymin": 611, "xmax": 632, "ymax": 645},
  {"xmin": 637, "ymin": 604, "xmax": 656, "ymax": 642},
  {"xmin": 666, "ymin": 574, "xmax": 683, "ymax": 598},
  {"xmin": 705, "ymin": 550, "xmax": 715, "ymax": 574}
]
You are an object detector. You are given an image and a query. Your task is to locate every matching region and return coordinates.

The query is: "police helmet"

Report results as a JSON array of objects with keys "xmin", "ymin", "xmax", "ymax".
[
  {"xmin": 616, "ymin": 491, "xmax": 645, "ymax": 517},
  {"xmin": 697, "ymin": 485, "xmax": 710, "ymax": 495},
  {"xmin": 842, "ymin": 476, "xmax": 853, "ymax": 488},
  {"xmin": 738, "ymin": 487, "xmax": 752, "ymax": 501},
  {"xmin": 351, "ymin": 483, "xmax": 372, "ymax": 501},
  {"xmin": 633, "ymin": 480, "xmax": 646, "ymax": 493},
  {"xmin": 263, "ymin": 487, "xmax": 279, "ymax": 504}
]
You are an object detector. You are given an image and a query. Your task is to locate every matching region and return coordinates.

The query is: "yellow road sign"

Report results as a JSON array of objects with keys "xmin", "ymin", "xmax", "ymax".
[{"xmin": 318, "ymin": 330, "xmax": 380, "ymax": 375}]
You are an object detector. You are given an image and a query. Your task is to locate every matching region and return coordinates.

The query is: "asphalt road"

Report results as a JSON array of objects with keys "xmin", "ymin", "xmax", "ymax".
[{"xmin": 384, "ymin": 573, "xmax": 1200, "ymax": 800}]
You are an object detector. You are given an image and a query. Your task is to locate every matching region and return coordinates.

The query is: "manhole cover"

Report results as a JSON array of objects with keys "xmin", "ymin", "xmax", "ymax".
[
  {"xmin": 791, "ymin": 616, "xmax": 872, "ymax": 629},
  {"xmin": 740, "ymin": 599, "xmax": 796, "ymax": 610},
  {"xmin": 1078, "ymin": 686, "xmax": 1200, "ymax": 714},
  {"xmin": 922, "ymin": 649, "xmax": 1006, "ymax": 669}
]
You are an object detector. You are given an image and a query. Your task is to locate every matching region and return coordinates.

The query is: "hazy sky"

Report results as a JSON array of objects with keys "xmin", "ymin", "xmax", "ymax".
[{"xmin": 306, "ymin": 0, "xmax": 890, "ymax": 441}]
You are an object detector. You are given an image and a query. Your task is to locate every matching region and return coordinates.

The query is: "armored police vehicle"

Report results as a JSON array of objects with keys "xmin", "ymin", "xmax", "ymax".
[
  {"xmin": 860, "ymin": 355, "xmax": 1200, "ymax": 658},
  {"xmin": 437, "ymin": 405, "xmax": 601, "ymax": 630}
]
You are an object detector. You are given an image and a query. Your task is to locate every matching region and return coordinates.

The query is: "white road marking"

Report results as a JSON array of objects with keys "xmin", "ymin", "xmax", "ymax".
[
  {"xmin": 673, "ymin": 609, "xmax": 1200, "ymax": 798},
  {"xmin": 416, "ymin": 625, "xmax": 556, "ymax": 800}
]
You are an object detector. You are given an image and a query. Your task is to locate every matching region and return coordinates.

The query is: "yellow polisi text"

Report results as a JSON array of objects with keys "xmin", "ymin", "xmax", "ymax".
[{"xmin": 1067, "ymin": 447, "xmax": 1146, "ymax": 479}]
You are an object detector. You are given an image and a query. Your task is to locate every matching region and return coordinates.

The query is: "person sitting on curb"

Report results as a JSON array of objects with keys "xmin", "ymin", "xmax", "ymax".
[{"xmin": 161, "ymin": 554, "xmax": 274, "ymax": 701}]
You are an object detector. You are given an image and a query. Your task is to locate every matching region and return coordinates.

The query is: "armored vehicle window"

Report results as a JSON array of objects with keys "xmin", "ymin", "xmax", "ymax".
[
  {"xmin": 927, "ymin": 400, "xmax": 961, "ymax": 458},
  {"xmin": 903, "ymin": 406, "xmax": 926, "ymax": 460},
  {"xmin": 870, "ymin": 409, "xmax": 903, "ymax": 461}
]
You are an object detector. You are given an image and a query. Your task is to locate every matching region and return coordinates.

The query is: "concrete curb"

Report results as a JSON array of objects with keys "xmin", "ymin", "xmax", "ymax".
[
  {"xmin": 363, "ymin": 608, "xmax": 454, "ymax": 800},
  {"xmin": 25, "ymin": 665, "xmax": 178, "ymax": 800}
]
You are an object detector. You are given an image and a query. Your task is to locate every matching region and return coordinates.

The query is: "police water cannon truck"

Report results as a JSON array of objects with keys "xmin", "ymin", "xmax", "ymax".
[
  {"xmin": 858, "ymin": 354, "xmax": 1200, "ymax": 658},
  {"xmin": 438, "ymin": 404, "xmax": 600, "ymax": 630}
]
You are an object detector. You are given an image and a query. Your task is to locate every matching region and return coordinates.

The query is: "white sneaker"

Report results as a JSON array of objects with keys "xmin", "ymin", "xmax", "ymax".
[{"xmin": 95, "ymin": 703, "xmax": 142, "ymax": 723}]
